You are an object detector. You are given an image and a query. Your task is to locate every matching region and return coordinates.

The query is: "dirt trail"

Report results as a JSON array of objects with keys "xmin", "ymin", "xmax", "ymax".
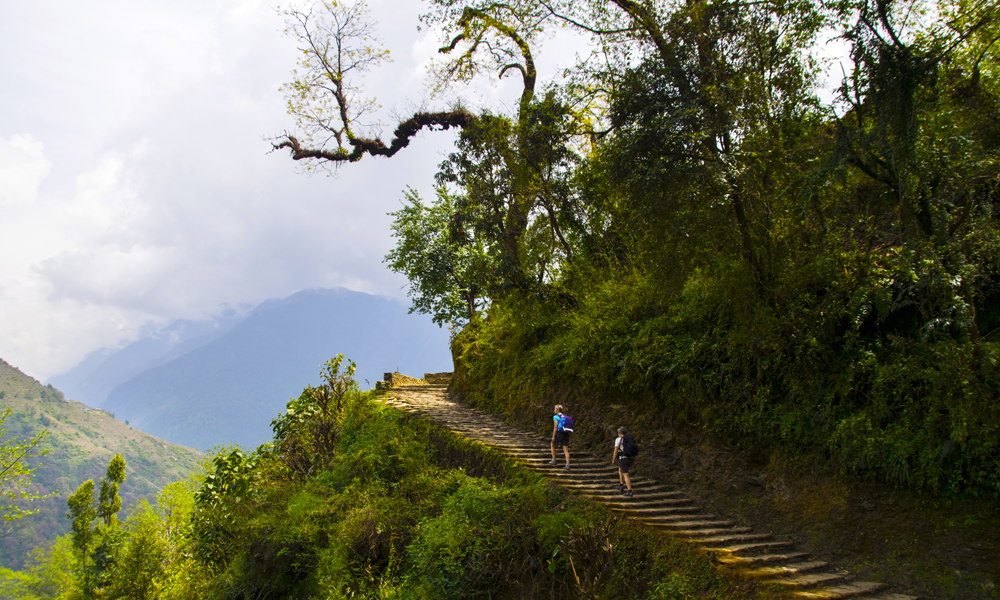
[{"xmin": 383, "ymin": 382, "xmax": 920, "ymax": 600}]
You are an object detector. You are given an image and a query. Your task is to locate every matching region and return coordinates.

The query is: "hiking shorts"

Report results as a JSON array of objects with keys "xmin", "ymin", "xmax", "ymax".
[
  {"xmin": 554, "ymin": 430, "xmax": 570, "ymax": 447},
  {"xmin": 618, "ymin": 456, "xmax": 633, "ymax": 474}
]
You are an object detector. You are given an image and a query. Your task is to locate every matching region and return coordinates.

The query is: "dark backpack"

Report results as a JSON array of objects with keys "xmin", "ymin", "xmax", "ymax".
[
  {"xmin": 561, "ymin": 415, "xmax": 574, "ymax": 432},
  {"xmin": 621, "ymin": 434, "xmax": 638, "ymax": 457}
]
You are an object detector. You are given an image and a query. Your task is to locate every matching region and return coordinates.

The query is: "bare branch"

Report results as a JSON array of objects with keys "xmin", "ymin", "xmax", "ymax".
[
  {"xmin": 443, "ymin": 7, "xmax": 538, "ymax": 113},
  {"xmin": 537, "ymin": 0, "xmax": 636, "ymax": 36},
  {"xmin": 499, "ymin": 63, "xmax": 527, "ymax": 79}
]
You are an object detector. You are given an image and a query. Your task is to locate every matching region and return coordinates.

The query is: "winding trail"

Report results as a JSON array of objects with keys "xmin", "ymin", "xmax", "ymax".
[{"xmin": 382, "ymin": 381, "xmax": 919, "ymax": 600}]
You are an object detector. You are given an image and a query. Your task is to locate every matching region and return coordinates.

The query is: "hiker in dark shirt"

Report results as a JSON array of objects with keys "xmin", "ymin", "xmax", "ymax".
[
  {"xmin": 549, "ymin": 404, "xmax": 571, "ymax": 470},
  {"xmin": 611, "ymin": 426, "xmax": 635, "ymax": 497}
]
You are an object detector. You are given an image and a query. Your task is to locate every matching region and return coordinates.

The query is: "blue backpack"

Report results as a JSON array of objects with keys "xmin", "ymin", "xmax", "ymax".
[{"xmin": 561, "ymin": 415, "xmax": 574, "ymax": 432}]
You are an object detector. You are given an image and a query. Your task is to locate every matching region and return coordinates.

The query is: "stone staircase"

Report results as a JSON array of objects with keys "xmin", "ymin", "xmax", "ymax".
[{"xmin": 382, "ymin": 380, "xmax": 920, "ymax": 600}]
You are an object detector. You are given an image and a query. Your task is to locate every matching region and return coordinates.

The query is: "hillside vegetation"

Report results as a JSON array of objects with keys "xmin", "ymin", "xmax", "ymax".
[
  {"xmin": 0, "ymin": 359, "xmax": 761, "ymax": 600},
  {"xmin": 0, "ymin": 359, "xmax": 202, "ymax": 568}
]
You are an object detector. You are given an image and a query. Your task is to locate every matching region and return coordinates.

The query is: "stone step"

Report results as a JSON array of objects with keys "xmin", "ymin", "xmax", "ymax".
[
  {"xmin": 612, "ymin": 511, "xmax": 717, "ymax": 521},
  {"xmin": 527, "ymin": 466, "xmax": 621, "ymax": 475},
  {"xmin": 765, "ymin": 572, "xmax": 848, "ymax": 588},
  {"xmin": 703, "ymin": 540, "xmax": 794, "ymax": 554},
  {"xmin": 543, "ymin": 477, "xmax": 658, "ymax": 489},
  {"xmin": 391, "ymin": 384, "xmax": 448, "ymax": 390},
  {"xmin": 604, "ymin": 504, "xmax": 703, "ymax": 514},
  {"xmin": 556, "ymin": 481, "xmax": 671, "ymax": 493},
  {"xmin": 788, "ymin": 581, "xmax": 885, "ymax": 599},
  {"xmin": 716, "ymin": 552, "xmax": 810, "ymax": 566},
  {"xmin": 745, "ymin": 560, "xmax": 828, "ymax": 578},
  {"xmin": 640, "ymin": 519, "xmax": 737, "ymax": 529},
  {"xmin": 678, "ymin": 533, "xmax": 774, "ymax": 544},
  {"xmin": 536, "ymin": 469, "xmax": 639, "ymax": 481},
  {"xmin": 529, "ymin": 464, "xmax": 625, "ymax": 473},
  {"xmin": 591, "ymin": 489, "xmax": 687, "ymax": 499},
  {"xmin": 517, "ymin": 453, "xmax": 610, "ymax": 462},
  {"xmin": 597, "ymin": 490, "xmax": 688, "ymax": 500},
  {"xmin": 564, "ymin": 486, "xmax": 680, "ymax": 497},
  {"xmin": 451, "ymin": 429, "xmax": 528, "ymax": 436},
  {"xmin": 518, "ymin": 455, "xmax": 613, "ymax": 465},
  {"xmin": 666, "ymin": 527, "xmax": 754, "ymax": 537},
  {"xmin": 449, "ymin": 429, "xmax": 530, "ymax": 437},
  {"xmin": 523, "ymin": 457, "xmax": 618, "ymax": 466},
  {"xmin": 548, "ymin": 474, "xmax": 663, "ymax": 485}
]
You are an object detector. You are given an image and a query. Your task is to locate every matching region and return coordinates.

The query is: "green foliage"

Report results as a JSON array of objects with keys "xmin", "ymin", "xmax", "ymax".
[
  {"xmin": 61, "ymin": 454, "xmax": 129, "ymax": 597},
  {"xmin": 65, "ymin": 480, "xmax": 95, "ymax": 596},
  {"xmin": 0, "ymin": 408, "xmax": 53, "ymax": 535},
  {"xmin": 0, "ymin": 534, "xmax": 78, "ymax": 599},
  {"xmin": 0, "ymin": 359, "xmax": 202, "ymax": 569},
  {"xmin": 101, "ymin": 502, "xmax": 168, "ymax": 600},
  {"xmin": 385, "ymin": 187, "xmax": 493, "ymax": 325},
  {"xmin": 413, "ymin": 0, "xmax": 1000, "ymax": 499},
  {"xmin": 6, "ymin": 359, "xmax": 755, "ymax": 599},
  {"xmin": 406, "ymin": 477, "xmax": 547, "ymax": 599},
  {"xmin": 453, "ymin": 245, "xmax": 1000, "ymax": 495},
  {"xmin": 191, "ymin": 447, "xmax": 260, "ymax": 568},
  {"xmin": 97, "ymin": 454, "xmax": 125, "ymax": 527},
  {"xmin": 65, "ymin": 482, "xmax": 95, "ymax": 566},
  {"xmin": 271, "ymin": 354, "xmax": 357, "ymax": 477}
]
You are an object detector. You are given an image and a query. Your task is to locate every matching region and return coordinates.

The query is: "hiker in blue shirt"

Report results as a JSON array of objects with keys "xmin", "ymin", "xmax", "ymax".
[{"xmin": 549, "ymin": 404, "xmax": 571, "ymax": 469}]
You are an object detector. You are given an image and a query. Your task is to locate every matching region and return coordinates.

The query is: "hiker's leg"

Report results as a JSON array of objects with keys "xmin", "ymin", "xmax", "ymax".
[
  {"xmin": 562, "ymin": 444, "xmax": 570, "ymax": 464},
  {"xmin": 550, "ymin": 440, "xmax": 556, "ymax": 459},
  {"xmin": 619, "ymin": 458, "xmax": 633, "ymax": 492}
]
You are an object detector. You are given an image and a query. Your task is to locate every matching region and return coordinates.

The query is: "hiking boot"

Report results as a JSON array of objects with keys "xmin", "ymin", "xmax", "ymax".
[
  {"xmin": 616, "ymin": 483, "xmax": 625, "ymax": 491},
  {"xmin": 622, "ymin": 489, "xmax": 633, "ymax": 497},
  {"xmin": 563, "ymin": 463, "xmax": 570, "ymax": 470},
  {"xmin": 548, "ymin": 459, "xmax": 557, "ymax": 465}
]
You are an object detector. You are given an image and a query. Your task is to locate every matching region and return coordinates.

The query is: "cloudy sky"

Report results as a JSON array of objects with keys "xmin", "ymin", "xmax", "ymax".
[{"xmin": 0, "ymin": 0, "xmax": 590, "ymax": 379}]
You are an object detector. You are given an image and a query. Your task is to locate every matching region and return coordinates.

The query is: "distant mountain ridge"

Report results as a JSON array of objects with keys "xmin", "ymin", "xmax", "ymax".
[
  {"xmin": 0, "ymin": 359, "xmax": 202, "ymax": 569},
  {"xmin": 96, "ymin": 287, "xmax": 452, "ymax": 450},
  {"xmin": 47, "ymin": 308, "xmax": 249, "ymax": 407}
]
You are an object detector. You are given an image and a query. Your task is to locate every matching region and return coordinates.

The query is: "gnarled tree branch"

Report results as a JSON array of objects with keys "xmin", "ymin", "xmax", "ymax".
[{"xmin": 274, "ymin": 109, "xmax": 477, "ymax": 163}]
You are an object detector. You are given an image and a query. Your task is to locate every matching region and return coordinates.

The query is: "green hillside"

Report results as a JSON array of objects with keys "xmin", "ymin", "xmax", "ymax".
[
  {"xmin": 0, "ymin": 359, "xmax": 203, "ymax": 568},
  {"xmin": 0, "ymin": 362, "xmax": 760, "ymax": 600}
]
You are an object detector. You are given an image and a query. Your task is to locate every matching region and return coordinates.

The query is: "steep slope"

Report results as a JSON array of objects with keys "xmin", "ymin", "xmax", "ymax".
[
  {"xmin": 0, "ymin": 359, "xmax": 203, "ymax": 569},
  {"xmin": 46, "ymin": 309, "xmax": 248, "ymax": 407},
  {"xmin": 103, "ymin": 287, "xmax": 452, "ymax": 450}
]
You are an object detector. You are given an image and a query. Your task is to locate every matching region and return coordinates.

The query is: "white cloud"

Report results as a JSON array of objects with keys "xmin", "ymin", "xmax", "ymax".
[
  {"xmin": 0, "ymin": 0, "xmax": 466, "ymax": 379},
  {"xmin": 0, "ymin": 134, "xmax": 52, "ymax": 205}
]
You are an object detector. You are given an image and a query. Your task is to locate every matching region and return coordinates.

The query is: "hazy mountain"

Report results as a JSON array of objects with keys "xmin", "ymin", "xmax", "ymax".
[
  {"xmin": 47, "ymin": 308, "xmax": 249, "ymax": 407},
  {"xmin": 103, "ymin": 288, "xmax": 452, "ymax": 450},
  {"xmin": 0, "ymin": 359, "xmax": 202, "ymax": 569}
]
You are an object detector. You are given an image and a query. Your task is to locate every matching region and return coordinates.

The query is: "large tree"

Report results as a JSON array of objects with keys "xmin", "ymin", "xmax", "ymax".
[
  {"xmin": 385, "ymin": 187, "xmax": 493, "ymax": 325},
  {"xmin": 276, "ymin": 0, "xmax": 589, "ymax": 312}
]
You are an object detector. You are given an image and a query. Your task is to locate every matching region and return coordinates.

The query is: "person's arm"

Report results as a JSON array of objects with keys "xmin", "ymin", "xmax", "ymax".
[
  {"xmin": 552, "ymin": 418, "xmax": 558, "ymax": 441},
  {"xmin": 611, "ymin": 439, "xmax": 618, "ymax": 465}
]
